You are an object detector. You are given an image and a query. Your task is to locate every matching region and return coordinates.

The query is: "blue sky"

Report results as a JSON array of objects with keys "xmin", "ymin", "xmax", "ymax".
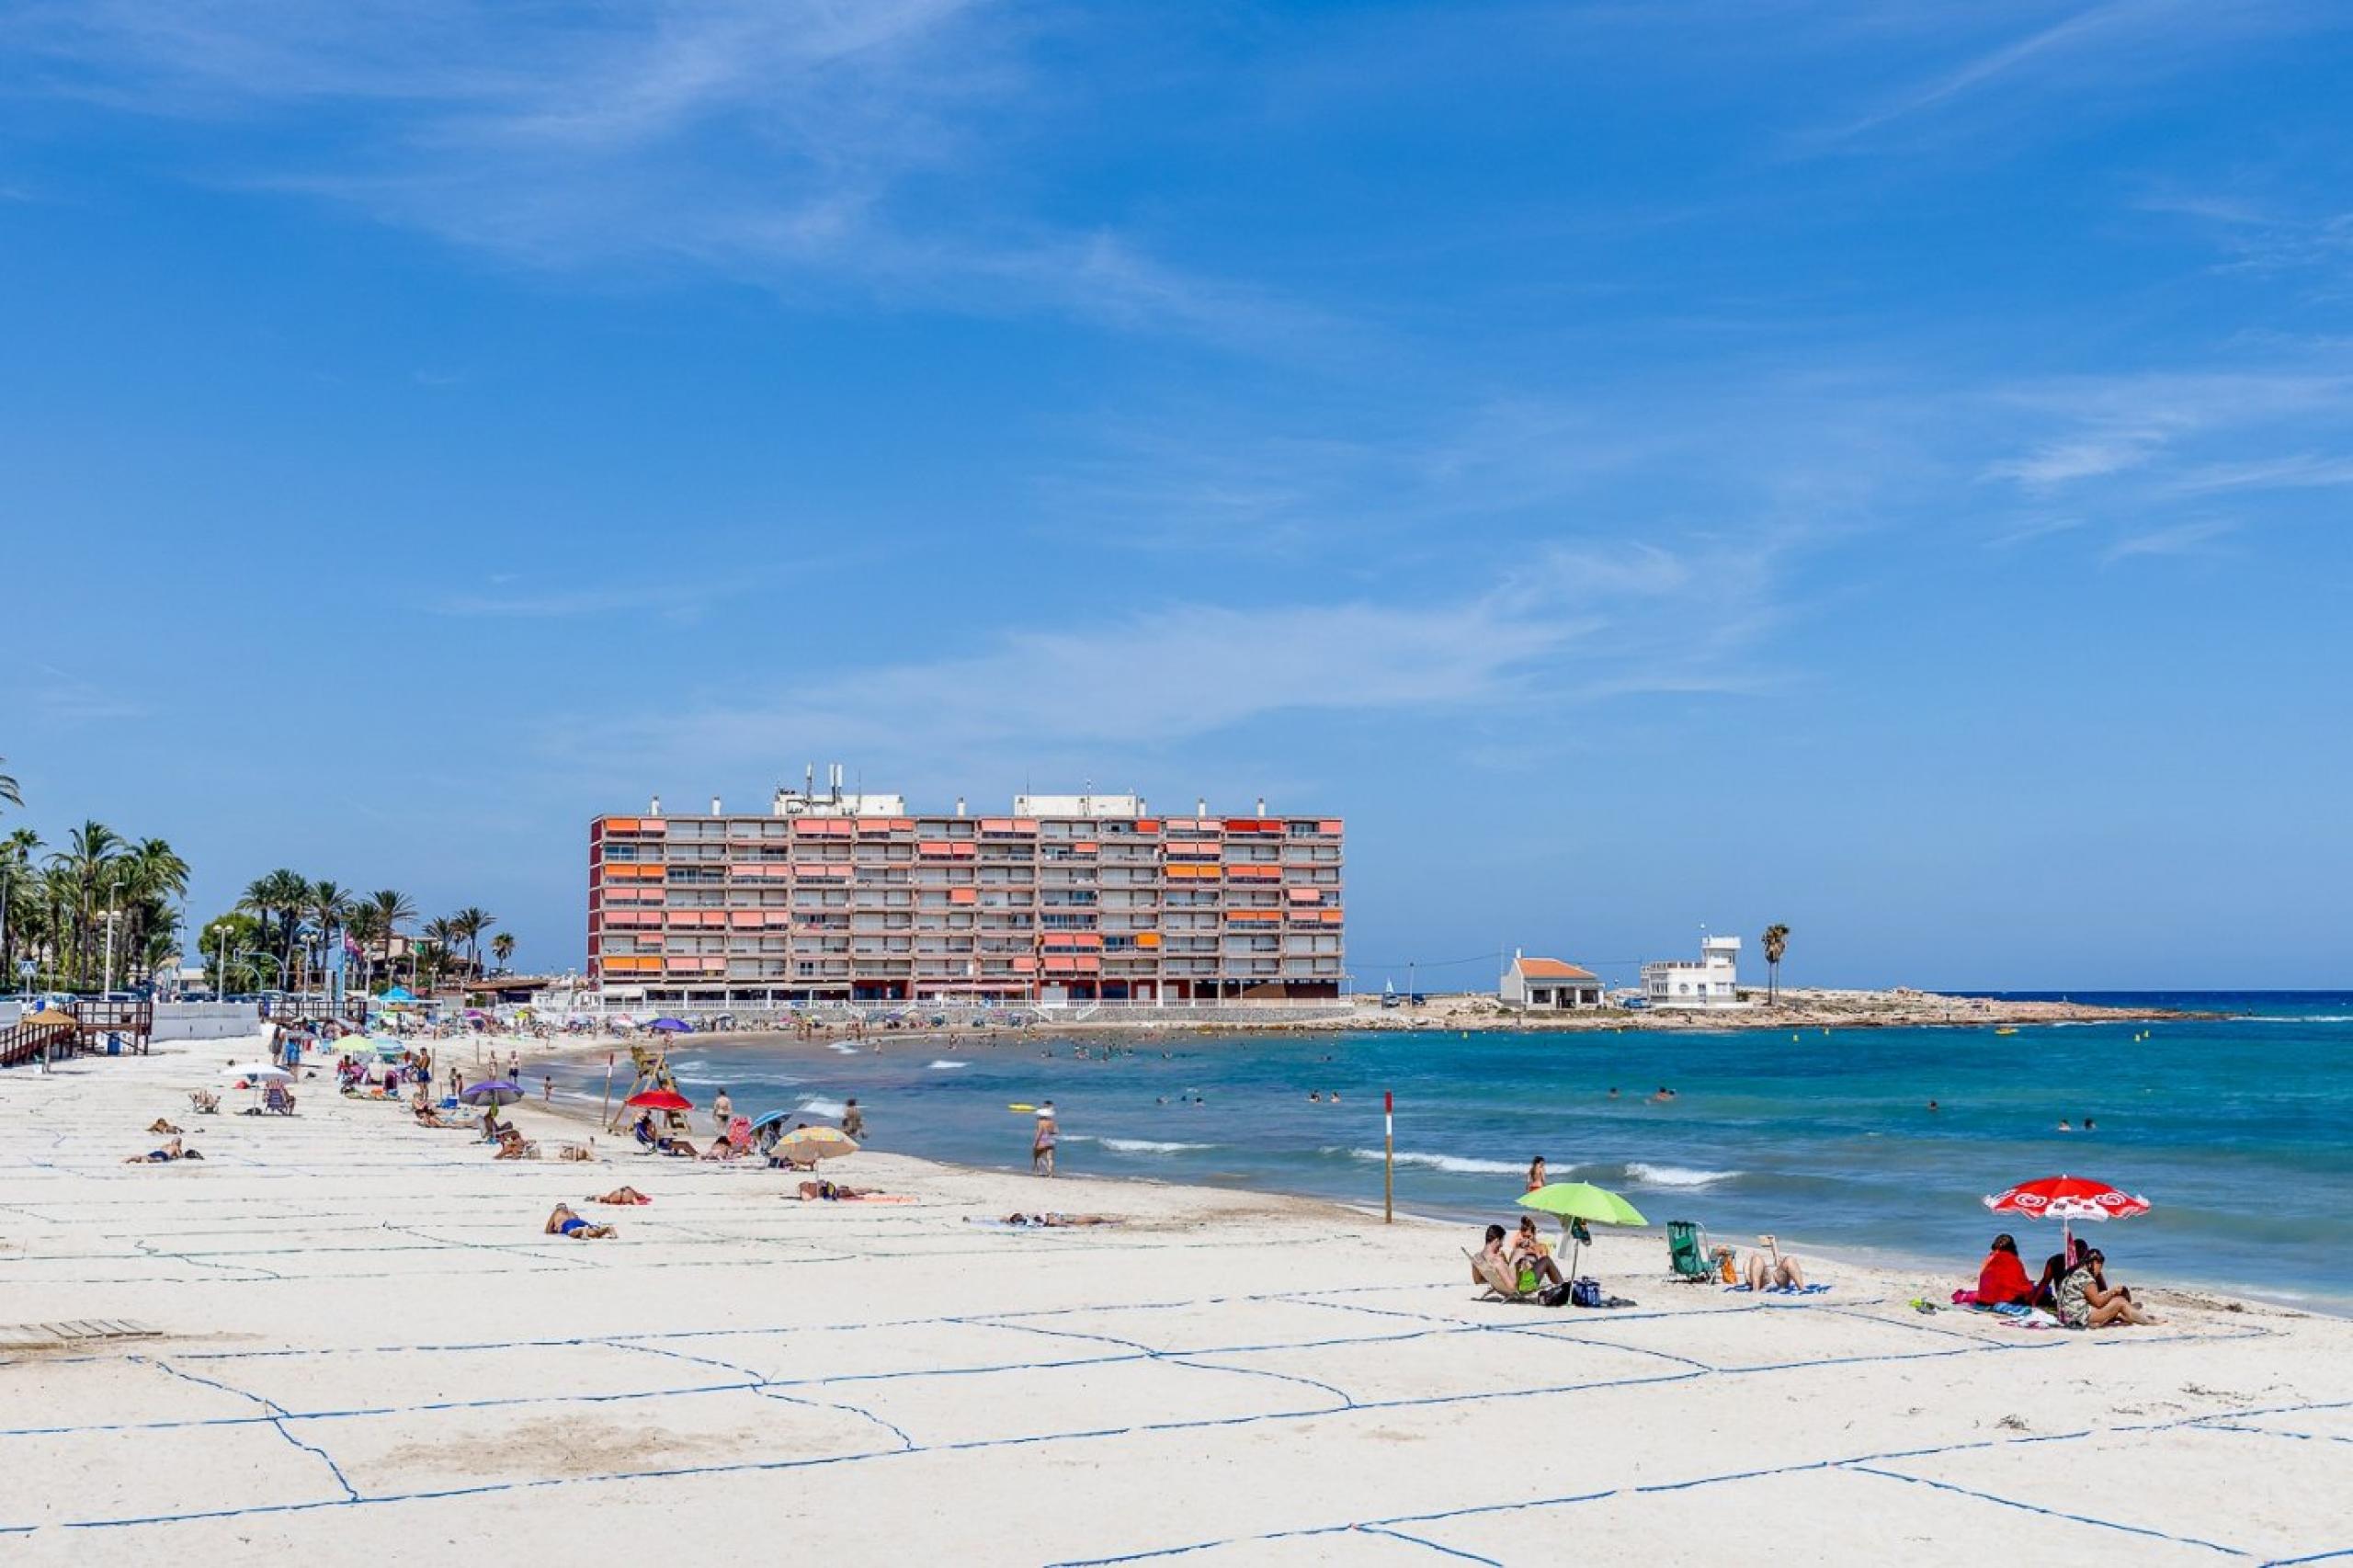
[{"xmin": 2, "ymin": 0, "xmax": 2349, "ymax": 990}]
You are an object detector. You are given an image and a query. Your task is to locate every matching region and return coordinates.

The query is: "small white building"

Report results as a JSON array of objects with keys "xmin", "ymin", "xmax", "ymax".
[
  {"xmin": 1500, "ymin": 952, "xmax": 1605, "ymax": 1010},
  {"xmin": 1642, "ymin": 935, "xmax": 1745, "ymax": 1008}
]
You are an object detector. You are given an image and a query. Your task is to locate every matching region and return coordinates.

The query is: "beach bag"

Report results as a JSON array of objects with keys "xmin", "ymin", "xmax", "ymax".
[
  {"xmin": 1538, "ymin": 1280, "xmax": 1577, "ymax": 1308},
  {"xmin": 1570, "ymin": 1277, "xmax": 1603, "ymax": 1309}
]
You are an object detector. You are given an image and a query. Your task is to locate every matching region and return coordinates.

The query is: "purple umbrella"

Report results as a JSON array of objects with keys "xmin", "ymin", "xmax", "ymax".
[
  {"xmin": 650, "ymin": 1018, "xmax": 694, "ymax": 1033},
  {"xmin": 460, "ymin": 1080, "xmax": 525, "ymax": 1107}
]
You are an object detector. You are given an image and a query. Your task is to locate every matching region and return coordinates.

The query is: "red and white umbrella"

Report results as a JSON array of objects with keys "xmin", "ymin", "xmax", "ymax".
[
  {"xmin": 625, "ymin": 1088, "xmax": 694, "ymax": 1112},
  {"xmin": 1984, "ymin": 1174, "xmax": 2150, "ymax": 1257}
]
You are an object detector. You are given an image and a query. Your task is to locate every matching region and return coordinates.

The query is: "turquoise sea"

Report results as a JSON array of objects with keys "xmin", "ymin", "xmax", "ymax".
[{"xmin": 564, "ymin": 992, "xmax": 2353, "ymax": 1311}]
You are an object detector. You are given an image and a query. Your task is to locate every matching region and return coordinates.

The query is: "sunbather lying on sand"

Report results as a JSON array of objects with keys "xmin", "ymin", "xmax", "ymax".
[
  {"xmin": 594, "ymin": 1187, "xmax": 653, "ymax": 1205},
  {"xmin": 146, "ymin": 1119, "xmax": 182, "ymax": 1135},
  {"xmin": 124, "ymin": 1138, "xmax": 200, "ymax": 1164},
  {"xmin": 796, "ymin": 1180, "xmax": 882, "ymax": 1201},
  {"xmin": 415, "ymin": 1105, "xmax": 450, "ymax": 1127},
  {"xmin": 1745, "ymin": 1236, "xmax": 1806, "ymax": 1291},
  {"xmin": 966, "ymin": 1212, "xmax": 1120, "ymax": 1228},
  {"xmin": 543, "ymin": 1203, "xmax": 615, "ymax": 1239}
]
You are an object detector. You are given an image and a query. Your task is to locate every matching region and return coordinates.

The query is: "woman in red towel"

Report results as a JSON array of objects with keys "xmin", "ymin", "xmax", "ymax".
[{"xmin": 1971, "ymin": 1233, "xmax": 2035, "ymax": 1306}]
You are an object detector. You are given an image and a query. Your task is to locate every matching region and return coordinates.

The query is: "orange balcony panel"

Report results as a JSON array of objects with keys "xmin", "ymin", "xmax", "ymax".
[
  {"xmin": 1134, "ymin": 819, "xmax": 1161, "ymax": 834},
  {"xmin": 1011, "ymin": 957, "xmax": 1039, "ymax": 972},
  {"xmin": 1135, "ymin": 931, "xmax": 1162, "ymax": 948},
  {"xmin": 949, "ymin": 888, "xmax": 978, "ymax": 904},
  {"xmin": 1286, "ymin": 887, "xmax": 1324, "ymax": 903},
  {"xmin": 1320, "ymin": 909, "xmax": 1345, "ymax": 923},
  {"xmin": 1319, "ymin": 820, "xmax": 1344, "ymax": 835}
]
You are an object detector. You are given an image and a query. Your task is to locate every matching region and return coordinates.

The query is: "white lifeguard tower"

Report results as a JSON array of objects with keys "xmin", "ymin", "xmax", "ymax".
[{"xmin": 1641, "ymin": 933, "xmax": 1745, "ymax": 1008}]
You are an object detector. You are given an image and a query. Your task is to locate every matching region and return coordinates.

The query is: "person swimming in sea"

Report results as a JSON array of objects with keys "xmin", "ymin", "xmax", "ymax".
[{"xmin": 2058, "ymin": 1119, "xmax": 2074, "ymax": 1132}]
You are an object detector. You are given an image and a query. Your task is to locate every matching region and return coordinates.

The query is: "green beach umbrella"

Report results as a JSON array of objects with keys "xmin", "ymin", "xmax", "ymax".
[{"xmin": 1518, "ymin": 1182, "xmax": 1648, "ymax": 1278}]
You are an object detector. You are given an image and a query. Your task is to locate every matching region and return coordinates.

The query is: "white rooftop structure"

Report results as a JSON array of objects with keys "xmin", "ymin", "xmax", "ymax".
[
  {"xmin": 1012, "ymin": 793, "xmax": 1146, "ymax": 819},
  {"xmin": 1642, "ymin": 933, "xmax": 1746, "ymax": 1008}
]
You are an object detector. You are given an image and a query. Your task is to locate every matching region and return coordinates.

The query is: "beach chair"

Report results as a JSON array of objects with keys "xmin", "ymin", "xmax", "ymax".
[
  {"xmin": 263, "ymin": 1083, "xmax": 297, "ymax": 1116},
  {"xmin": 1666, "ymin": 1221, "xmax": 1715, "ymax": 1283},
  {"xmin": 188, "ymin": 1090, "xmax": 220, "ymax": 1114},
  {"xmin": 1465, "ymin": 1248, "xmax": 1541, "ymax": 1304}
]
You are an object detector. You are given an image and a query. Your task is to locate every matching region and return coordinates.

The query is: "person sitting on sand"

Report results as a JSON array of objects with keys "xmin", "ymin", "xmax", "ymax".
[
  {"xmin": 796, "ymin": 1179, "xmax": 881, "ymax": 1201},
  {"xmin": 1471, "ymin": 1223, "xmax": 1511, "ymax": 1287},
  {"xmin": 1745, "ymin": 1235, "xmax": 1806, "ymax": 1291},
  {"xmin": 480, "ymin": 1108, "xmax": 510, "ymax": 1142},
  {"xmin": 414, "ymin": 1104, "xmax": 449, "ymax": 1127},
  {"xmin": 493, "ymin": 1128, "xmax": 537, "ymax": 1160},
  {"xmin": 125, "ymin": 1137, "xmax": 187, "ymax": 1164},
  {"xmin": 699, "ymin": 1138, "xmax": 739, "ymax": 1163},
  {"xmin": 1968, "ymin": 1233, "xmax": 2034, "ymax": 1307},
  {"xmin": 594, "ymin": 1187, "xmax": 652, "ymax": 1205},
  {"xmin": 147, "ymin": 1118, "xmax": 182, "ymax": 1135},
  {"xmin": 2032, "ymin": 1238, "xmax": 2088, "ymax": 1309},
  {"xmin": 1511, "ymin": 1216, "xmax": 1566, "ymax": 1288},
  {"xmin": 543, "ymin": 1202, "xmax": 615, "ymax": 1239},
  {"xmin": 2053, "ymin": 1251, "xmax": 2156, "ymax": 1328}
]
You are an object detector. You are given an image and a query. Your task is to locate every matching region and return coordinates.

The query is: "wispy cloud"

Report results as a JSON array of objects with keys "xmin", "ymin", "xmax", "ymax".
[
  {"xmin": 3, "ymin": 0, "xmax": 1320, "ymax": 347},
  {"xmin": 560, "ymin": 537, "xmax": 1791, "ymax": 778},
  {"xmin": 1807, "ymin": 0, "xmax": 2336, "ymax": 148},
  {"xmin": 2103, "ymin": 517, "xmax": 2238, "ymax": 562},
  {"xmin": 431, "ymin": 584, "xmax": 719, "ymax": 621},
  {"xmin": 27, "ymin": 665, "xmax": 150, "ymax": 722}
]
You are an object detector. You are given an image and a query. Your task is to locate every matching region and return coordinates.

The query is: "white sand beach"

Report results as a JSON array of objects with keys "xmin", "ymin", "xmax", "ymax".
[{"xmin": 6, "ymin": 1037, "xmax": 2350, "ymax": 1567}]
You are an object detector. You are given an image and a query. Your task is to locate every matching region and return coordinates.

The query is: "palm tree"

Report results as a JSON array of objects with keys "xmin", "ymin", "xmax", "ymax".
[
  {"xmin": 344, "ymin": 904, "xmax": 385, "ymax": 991},
  {"xmin": 0, "ymin": 827, "xmax": 40, "ymax": 986},
  {"xmin": 0, "ymin": 756, "xmax": 21, "ymax": 813},
  {"xmin": 116, "ymin": 838, "xmax": 189, "ymax": 985},
  {"xmin": 451, "ymin": 906, "xmax": 494, "ymax": 979},
  {"xmin": 413, "ymin": 938, "xmax": 451, "ymax": 991},
  {"xmin": 421, "ymin": 916, "xmax": 462, "ymax": 988},
  {"xmin": 1762, "ymin": 923, "xmax": 1791, "ymax": 1005},
  {"xmin": 48, "ymin": 821, "xmax": 123, "ymax": 989},
  {"xmin": 365, "ymin": 888, "xmax": 415, "ymax": 979},
  {"xmin": 304, "ymin": 880, "xmax": 354, "ymax": 994},
  {"xmin": 240, "ymin": 868, "xmax": 310, "ymax": 991},
  {"xmin": 491, "ymin": 931, "xmax": 516, "ymax": 971}
]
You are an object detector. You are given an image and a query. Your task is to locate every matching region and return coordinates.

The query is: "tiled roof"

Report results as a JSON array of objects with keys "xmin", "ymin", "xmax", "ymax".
[{"xmin": 1515, "ymin": 958, "xmax": 1597, "ymax": 982}]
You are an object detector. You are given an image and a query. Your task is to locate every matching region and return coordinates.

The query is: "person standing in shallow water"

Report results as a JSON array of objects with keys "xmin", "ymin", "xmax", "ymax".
[
  {"xmin": 1032, "ymin": 1104, "xmax": 1058, "ymax": 1177},
  {"xmin": 1527, "ymin": 1155, "xmax": 1548, "ymax": 1192},
  {"xmin": 711, "ymin": 1087, "xmax": 733, "ymax": 1141},
  {"xmin": 842, "ymin": 1098, "xmax": 865, "ymax": 1139}
]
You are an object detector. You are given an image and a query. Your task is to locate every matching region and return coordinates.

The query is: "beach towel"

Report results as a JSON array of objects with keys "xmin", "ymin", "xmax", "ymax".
[{"xmin": 1723, "ymin": 1282, "xmax": 1833, "ymax": 1295}]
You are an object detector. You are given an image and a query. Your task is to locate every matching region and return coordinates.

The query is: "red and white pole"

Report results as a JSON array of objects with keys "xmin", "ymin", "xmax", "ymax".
[{"xmin": 1384, "ymin": 1089, "xmax": 1394, "ymax": 1224}]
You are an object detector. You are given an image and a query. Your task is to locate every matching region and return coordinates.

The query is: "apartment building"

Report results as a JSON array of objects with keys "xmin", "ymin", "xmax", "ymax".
[{"xmin": 587, "ymin": 776, "xmax": 1344, "ymax": 1005}]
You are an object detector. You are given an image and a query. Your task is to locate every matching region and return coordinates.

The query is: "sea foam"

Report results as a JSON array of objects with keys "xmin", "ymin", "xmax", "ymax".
[
  {"xmin": 1621, "ymin": 1162, "xmax": 1737, "ymax": 1188},
  {"xmin": 1333, "ymin": 1147, "xmax": 1525, "ymax": 1176},
  {"xmin": 926, "ymin": 1060, "xmax": 970, "ymax": 1070},
  {"xmin": 1087, "ymin": 1137, "xmax": 1212, "ymax": 1154},
  {"xmin": 796, "ymin": 1096, "xmax": 849, "ymax": 1119}
]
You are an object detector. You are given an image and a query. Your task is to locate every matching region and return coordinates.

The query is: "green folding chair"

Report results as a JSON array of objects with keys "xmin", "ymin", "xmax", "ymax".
[{"xmin": 1666, "ymin": 1220, "xmax": 1716, "ymax": 1282}]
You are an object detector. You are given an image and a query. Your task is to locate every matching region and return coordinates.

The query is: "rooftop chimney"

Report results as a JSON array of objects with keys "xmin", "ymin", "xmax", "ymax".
[
  {"xmin": 1196, "ymin": 797, "xmax": 1207, "ymax": 816},
  {"xmin": 954, "ymin": 796, "xmax": 967, "ymax": 817},
  {"xmin": 710, "ymin": 795, "xmax": 722, "ymax": 816},
  {"xmin": 1256, "ymin": 795, "xmax": 1267, "ymax": 815},
  {"xmin": 650, "ymin": 794, "xmax": 662, "ymax": 816}
]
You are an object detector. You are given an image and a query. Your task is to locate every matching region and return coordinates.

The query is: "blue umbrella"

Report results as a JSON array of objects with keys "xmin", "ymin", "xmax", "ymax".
[
  {"xmin": 650, "ymin": 1017, "xmax": 694, "ymax": 1032},
  {"xmin": 460, "ymin": 1080, "xmax": 524, "ymax": 1107},
  {"xmin": 748, "ymin": 1108, "xmax": 799, "ymax": 1132}
]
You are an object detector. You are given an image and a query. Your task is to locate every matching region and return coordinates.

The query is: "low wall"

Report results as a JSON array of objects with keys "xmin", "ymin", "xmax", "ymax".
[{"xmin": 152, "ymin": 1002, "xmax": 262, "ymax": 1042}]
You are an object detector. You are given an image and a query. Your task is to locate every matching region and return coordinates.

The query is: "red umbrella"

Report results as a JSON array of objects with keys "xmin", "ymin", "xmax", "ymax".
[
  {"xmin": 625, "ymin": 1088, "xmax": 694, "ymax": 1112},
  {"xmin": 1984, "ymin": 1174, "xmax": 2150, "ymax": 1257}
]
